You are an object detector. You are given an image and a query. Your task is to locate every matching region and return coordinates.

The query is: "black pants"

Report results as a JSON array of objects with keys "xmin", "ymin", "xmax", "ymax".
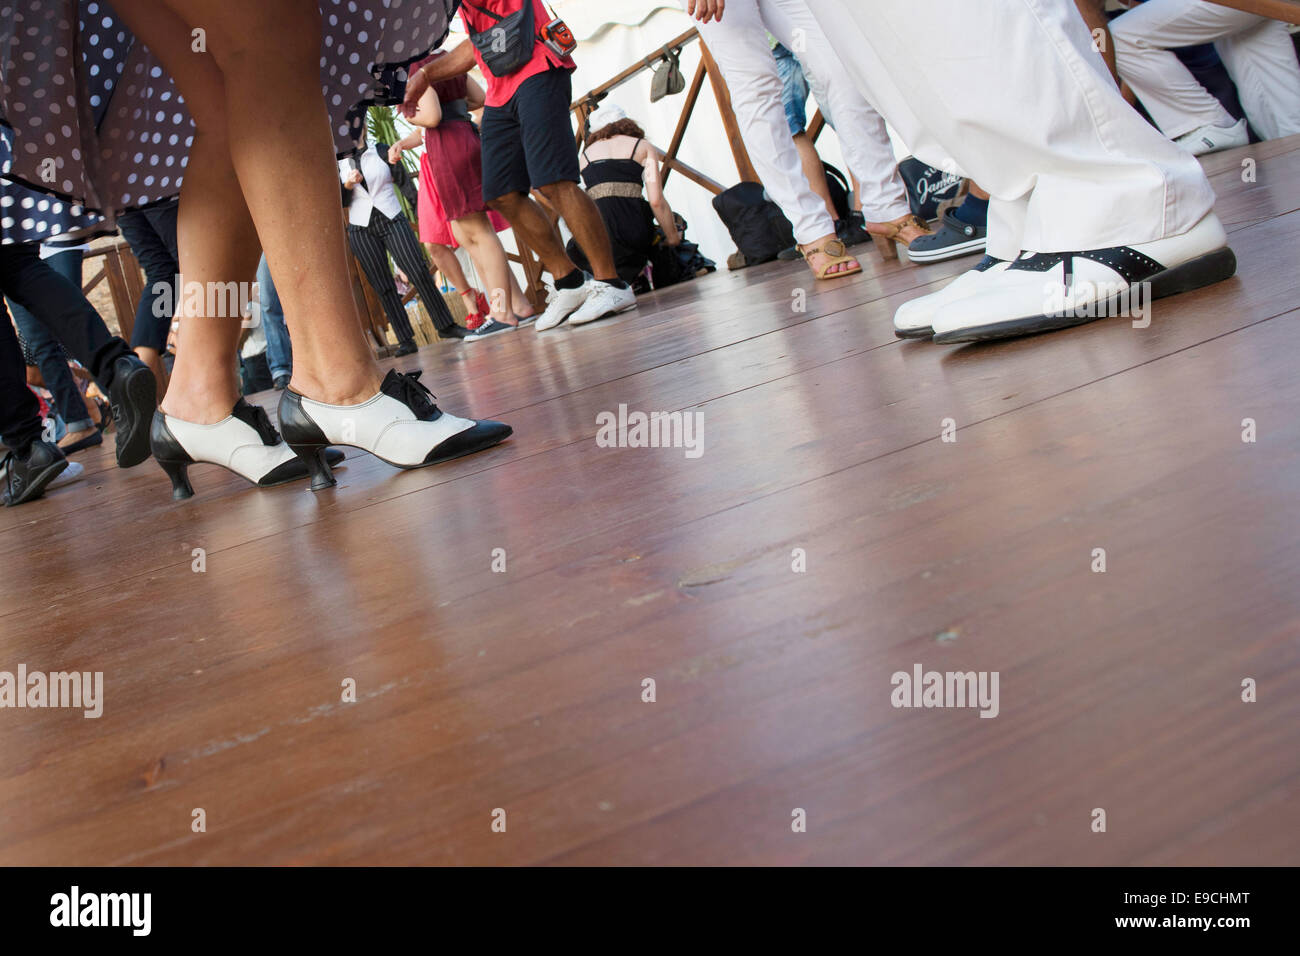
[
  {"xmin": 347, "ymin": 210, "xmax": 454, "ymax": 342},
  {"xmin": 0, "ymin": 244, "xmax": 132, "ymax": 448},
  {"xmin": 0, "ymin": 297, "xmax": 42, "ymax": 454},
  {"xmin": 116, "ymin": 199, "xmax": 180, "ymax": 352}
]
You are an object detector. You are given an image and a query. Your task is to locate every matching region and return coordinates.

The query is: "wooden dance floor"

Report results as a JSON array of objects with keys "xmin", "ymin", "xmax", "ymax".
[{"xmin": 3, "ymin": 137, "xmax": 1298, "ymax": 866}]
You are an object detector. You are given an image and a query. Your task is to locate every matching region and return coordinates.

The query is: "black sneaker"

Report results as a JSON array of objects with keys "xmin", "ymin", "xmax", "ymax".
[
  {"xmin": 463, "ymin": 319, "xmax": 517, "ymax": 342},
  {"xmin": 438, "ymin": 325, "xmax": 471, "ymax": 340},
  {"xmin": 394, "ymin": 341, "xmax": 419, "ymax": 357},
  {"xmin": 272, "ymin": 374, "xmax": 291, "ymax": 390},
  {"xmin": 109, "ymin": 354, "xmax": 158, "ymax": 468},
  {"xmin": 2, "ymin": 441, "xmax": 68, "ymax": 507}
]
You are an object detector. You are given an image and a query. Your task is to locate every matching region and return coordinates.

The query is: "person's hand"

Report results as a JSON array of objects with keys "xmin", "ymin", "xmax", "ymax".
[
  {"xmin": 344, "ymin": 169, "xmax": 362, "ymax": 188},
  {"xmin": 395, "ymin": 269, "xmax": 409, "ymax": 285},
  {"xmin": 401, "ymin": 64, "xmax": 431, "ymax": 119},
  {"xmin": 686, "ymin": 0, "xmax": 724, "ymax": 23},
  {"xmin": 388, "ymin": 143, "xmax": 405, "ymax": 164}
]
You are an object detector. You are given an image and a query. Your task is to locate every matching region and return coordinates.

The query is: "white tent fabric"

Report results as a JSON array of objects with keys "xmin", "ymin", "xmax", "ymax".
[{"xmin": 422, "ymin": 1, "xmax": 863, "ymax": 287}]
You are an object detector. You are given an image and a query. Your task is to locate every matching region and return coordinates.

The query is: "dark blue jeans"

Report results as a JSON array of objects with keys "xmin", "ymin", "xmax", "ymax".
[
  {"xmin": 257, "ymin": 254, "xmax": 293, "ymax": 380},
  {"xmin": 116, "ymin": 199, "xmax": 179, "ymax": 352},
  {"xmin": 1, "ymin": 245, "xmax": 131, "ymax": 450},
  {"xmin": 6, "ymin": 248, "xmax": 95, "ymax": 433}
]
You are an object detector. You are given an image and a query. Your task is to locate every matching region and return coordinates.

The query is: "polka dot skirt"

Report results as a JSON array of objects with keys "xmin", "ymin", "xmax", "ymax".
[{"xmin": 0, "ymin": 0, "xmax": 456, "ymax": 244}]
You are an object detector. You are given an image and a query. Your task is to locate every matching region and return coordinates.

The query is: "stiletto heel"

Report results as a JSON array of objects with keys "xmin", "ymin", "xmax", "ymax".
[
  {"xmin": 158, "ymin": 459, "xmax": 194, "ymax": 500},
  {"xmin": 290, "ymin": 443, "xmax": 337, "ymax": 492}
]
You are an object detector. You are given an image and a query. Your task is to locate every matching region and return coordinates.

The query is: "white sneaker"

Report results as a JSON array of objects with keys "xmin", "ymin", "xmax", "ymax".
[
  {"xmin": 534, "ymin": 278, "xmax": 593, "ymax": 332},
  {"xmin": 893, "ymin": 255, "xmax": 1009, "ymax": 338},
  {"xmin": 931, "ymin": 212, "xmax": 1235, "ymax": 344},
  {"xmin": 1174, "ymin": 119, "xmax": 1248, "ymax": 156},
  {"xmin": 48, "ymin": 460, "xmax": 85, "ymax": 488},
  {"xmin": 277, "ymin": 369, "xmax": 511, "ymax": 489},
  {"xmin": 568, "ymin": 280, "xmax": 638, "ymax": 326}
]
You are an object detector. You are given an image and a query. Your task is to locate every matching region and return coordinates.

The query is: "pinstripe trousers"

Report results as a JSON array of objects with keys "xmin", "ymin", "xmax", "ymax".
[{"xmin": 347, "ymin": 209, "xmax": 455, "ymax": 343}]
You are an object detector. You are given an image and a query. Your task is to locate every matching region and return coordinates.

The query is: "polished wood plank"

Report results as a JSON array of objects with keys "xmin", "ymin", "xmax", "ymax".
[{"xmin": 2, "ymin": 138, "xmax": 1298, "ymax": 865}]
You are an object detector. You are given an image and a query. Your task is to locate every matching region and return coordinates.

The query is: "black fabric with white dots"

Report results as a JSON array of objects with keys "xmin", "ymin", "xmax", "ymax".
[{"xmin": 0, "ymin": 0, "xmax": 455, "ymax": 244}]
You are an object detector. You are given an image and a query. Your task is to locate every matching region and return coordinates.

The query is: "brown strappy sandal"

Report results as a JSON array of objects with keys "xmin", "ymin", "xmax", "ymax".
[
  {"xmin": 799, "ymin": 237, "xmax": 862, "ymax": 280},
  {"xmin": 865, "ymin": 213, "xmax": 934, "ymax": 262}
]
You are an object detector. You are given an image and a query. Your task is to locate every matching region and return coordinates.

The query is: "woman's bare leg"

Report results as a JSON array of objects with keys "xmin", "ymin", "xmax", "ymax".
[
  {"xmin": 454, "ymin": 212, "xmax": 521, "ymax": 326},
  {"xmin": 117, "ymin": 0, "xmax": 382, "ymax": 415},
  {"xmin": 423, "ymin": 241, "xmax": 478, "ymax": 315},
  {"xmin": 110, "ymin": 0, "xmax": 253, "ymax": 422}
]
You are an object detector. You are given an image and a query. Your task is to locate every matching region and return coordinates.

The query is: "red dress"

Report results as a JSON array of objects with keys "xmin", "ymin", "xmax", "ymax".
[{"xmin": 414, "ymin": 55, "xmax": 508, "ymax": 247}]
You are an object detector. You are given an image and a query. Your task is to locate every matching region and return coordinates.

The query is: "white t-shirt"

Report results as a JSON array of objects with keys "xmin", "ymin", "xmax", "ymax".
[{"xmin": 339, "ymin": 145, "xmax": 403, "ymax": 227}]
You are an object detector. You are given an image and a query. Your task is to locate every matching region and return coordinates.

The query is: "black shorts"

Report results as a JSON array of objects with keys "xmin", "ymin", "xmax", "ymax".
[{"xmin": 480, "ymin": 67, "xmax": 580, "ymax": 203}]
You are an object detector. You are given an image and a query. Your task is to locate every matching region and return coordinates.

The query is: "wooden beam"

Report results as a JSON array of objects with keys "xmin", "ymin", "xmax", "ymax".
[
  {"xmin": 569, "ymin": 28, "xmax": 701, "ymax": 111},
  {"xmin": 661, "ymin": 59, "xmax": 707, "ymax": 188}
]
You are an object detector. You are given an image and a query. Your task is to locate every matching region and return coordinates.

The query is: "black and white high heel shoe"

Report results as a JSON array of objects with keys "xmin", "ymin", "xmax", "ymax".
[
  {"xmin": 150, "ymin": 398, "xmax": 345, "ymax": 500},
  {"xmin": 277, "ymin": 369, "xmax": 512, "ymax": 491}
]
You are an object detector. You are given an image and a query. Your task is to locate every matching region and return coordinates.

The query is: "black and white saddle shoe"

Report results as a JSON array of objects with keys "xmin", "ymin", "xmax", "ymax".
[
  {"xmin": 276, "ymin": 369, "xmax": 512, "ymax": 491},
  {"xmin": 110, "ymin": 354, "xmax": 158, "ymax": 468},
  {"xmin": 150, "ymin": 398, "xmax": 345, "ymax": 500},
  {"xmin": 930, "ymin": 213, "xmax": 1235, "ymax": 344},
  {"xmin": 893, "ymin": 255, "xmax": 1008, "ymax": 339}
]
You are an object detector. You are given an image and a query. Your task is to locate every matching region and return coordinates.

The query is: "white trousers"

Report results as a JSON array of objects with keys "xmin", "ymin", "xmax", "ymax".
[
  {"xmin": 1111, "ymin": 0, "xmax": 1300, "ymax": 141},
  {"xmin": 694, "ymin": 0, "xmax": 910, "ymax": 244},
  {"xmin": 801, "ymin": 0, "xmax": 1216, "ymax": 257}
]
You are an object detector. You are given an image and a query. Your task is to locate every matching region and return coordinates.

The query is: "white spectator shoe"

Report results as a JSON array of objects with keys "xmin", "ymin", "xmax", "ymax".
[
  {"xmin": 277, "ymin": 370, "xmax": 511, "ymax": 491},
  {"xmin": 930, "ymin": 213, "xmax": 1235, "ymax": 344},
  {"xmin": 893, "ymin": 255, "xmax": 1009, "ymax": 338}
]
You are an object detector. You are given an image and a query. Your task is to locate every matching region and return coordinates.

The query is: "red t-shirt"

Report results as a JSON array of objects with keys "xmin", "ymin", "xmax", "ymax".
[{"xmin": 459, "ymin": 0, "xmax": 575, "ymax": 108}]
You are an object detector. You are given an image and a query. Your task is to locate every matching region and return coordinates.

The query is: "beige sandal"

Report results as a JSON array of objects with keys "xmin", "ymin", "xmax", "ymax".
[
  {"xmin": 865, "ymin": 213, "xmax": 934, "ymax": 261},
  {"xmin": 800, "ymin": 237, "xmax": 862, "ymax": 280}
]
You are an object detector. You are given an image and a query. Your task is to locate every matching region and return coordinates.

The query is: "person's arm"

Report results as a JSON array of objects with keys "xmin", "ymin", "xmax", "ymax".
[
  {"xmin": 465, "ymin": 76, "xmax": 486, "ymax": 112},
  {"xmin": 408, "ymin": 86, "xmax": 444, "ymax": 129},
  {"xmin": 640, "ymin": 142, "xmax": 680, "ymax": 246},
  {"xmin": 388, "ymin": 127, "xmax": 423, "ymax": 163},
  {"xmin": 400, "ymin": 40, "xmax": 476, "ymax": 117}
]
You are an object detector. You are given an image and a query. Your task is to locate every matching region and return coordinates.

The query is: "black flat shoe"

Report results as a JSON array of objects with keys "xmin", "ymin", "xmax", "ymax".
[
  {"xmin": 393, "ymin": 342, "xmax": 419, "ymax": 356},
  {"xmin": 2, "ymin": 441, "xmax": 68, "ymax": 507},
  {"xmin": 437, "ymin": 325, "xmax": 470, "ymax": 340},
  {"xmin": 109, "ymin": 355, "xmax": 157, "ymax": 468}
]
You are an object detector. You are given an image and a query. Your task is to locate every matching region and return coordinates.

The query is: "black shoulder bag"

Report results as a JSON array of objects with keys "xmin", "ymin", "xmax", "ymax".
[{"xmin": 463, "ymin": 1, "xmax": 537, "ymax": 78}]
